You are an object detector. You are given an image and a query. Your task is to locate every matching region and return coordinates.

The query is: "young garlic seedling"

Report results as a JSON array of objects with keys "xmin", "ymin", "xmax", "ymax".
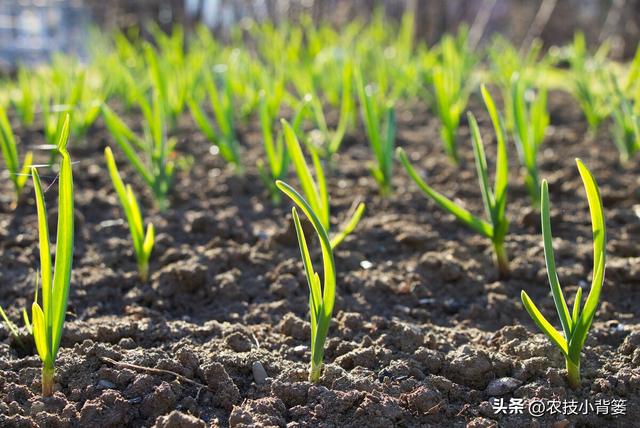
[
  {"xmin": 0, "ymin": 274, "xmax": 37, "ymax": 350},
  {"xmin": 487, "ymin": 35, "xmax": 545, "ymax": 133},
  {"xmin": 354, "ymin": 67, "xmax": 395, "ymax": 196},
  {"xmin": 568, "ymin": 33, "xmax": 610, "ymax": 133},
  {"xmin": 257, "ymin": 92, "xmax": 288, "ymax": 205},
  {"xmin": 398, "ymin": 85, "xmax": 510, "ymax": 277},
  {"xmin": 307, "ymin": 59, "xmax": 354, "ymax": 162},
  {"xmin": 521, "ymin": 159, "xmax": 606, "ymax": 389},
  {"xmin": 257, "ymin": 93, "xmax": 307, "ymax": 205},
  {"xmin": 188, "ymin": 67, "xmax": 242, "ymax": 173},
  {"xmin": 432, "ymin": 65, "xmax": 466, "ymax": 164},
  {"xmin": 281, "ymin": 119, "xmax": 365, "ymax": 249},
  {"xmin": 143, "ymin": 34, "xmax": 200, "ymax": 129},
  {"xmin": 101, "ymin": 91, "xmax": 175, "ymax": 211},
  {"xmin": 511, "ymin": 74, "xmax": 549, "ymax": 208},
  {"xmin": 31, "ymin": 113, "xmax": 74, "ymax": 397},
  {"xmin": 276, "ymin": 180, "xmax": 336, "ymax": 383},
  {"xmin": 0, "ymin": 305, "xmax": 32, "ymax": 350},
  {"xmin": 104, "ymin": 147, "xmax": 155, "ymax": 282},
  {"xmin": 0, "ymin": 104, "xmax": 33, "ymax": 205},
  {"xmin": 609, "ymin": 76, "xmax": 640, "ymax": 163},
  {"xmin": 41, "ymin": 67, "xmax": 102, "ymax": 151},
  {"xmin": 429, "ymin": 30, "xmax": 475, "ymax": 164}
]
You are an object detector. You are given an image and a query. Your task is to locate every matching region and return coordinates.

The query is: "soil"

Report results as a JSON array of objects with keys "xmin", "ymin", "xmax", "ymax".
[{"xmin": 0, "ymin": 90, "xmax": 639, "ymax": 427}]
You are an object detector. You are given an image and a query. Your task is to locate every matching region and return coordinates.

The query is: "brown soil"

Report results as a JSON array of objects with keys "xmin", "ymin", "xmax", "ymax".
[{"xmin": 1, "ymin": 91, "xmax": 639, "ymax": 427}]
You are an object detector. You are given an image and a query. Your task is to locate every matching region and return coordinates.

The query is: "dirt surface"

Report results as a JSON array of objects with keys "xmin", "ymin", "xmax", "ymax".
[{"xmin": 1, "ymin": 90, "xmax": 639, "ymax": 427}]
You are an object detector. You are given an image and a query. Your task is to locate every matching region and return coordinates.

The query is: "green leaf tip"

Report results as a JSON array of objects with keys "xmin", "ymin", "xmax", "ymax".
[{"xmin": 57, "ymin": 113, "xmax": 71, "ymax": 153}]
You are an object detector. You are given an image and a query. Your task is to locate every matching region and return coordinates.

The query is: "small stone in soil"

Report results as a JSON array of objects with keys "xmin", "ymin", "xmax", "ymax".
[
  {"xmin": 394, "ymin": 305, "xmax": 411, "ymax": 314},
  {"xmin": 98, "ymin": 219, "xmax": 125, "ymax": 229},
  {"xmin": 360, "ymin": 260, "xmax": 373, "ymax": 270},
  {"xmin": 484, "ymin": 377, "xmax": 522, "ymax": 396},
  {"xmin": 252, "ymin": 361, "xmax": 268, "ymax": 384},
  {"xmin": 293, "ymin": 345, "xmax": 308, "ymax": 355}
]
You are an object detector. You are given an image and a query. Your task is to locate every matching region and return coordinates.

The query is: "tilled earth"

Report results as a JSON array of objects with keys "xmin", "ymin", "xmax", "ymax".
[{"xmin": 0, "ymin": 91, "xmax": 639, "ymax": 427}]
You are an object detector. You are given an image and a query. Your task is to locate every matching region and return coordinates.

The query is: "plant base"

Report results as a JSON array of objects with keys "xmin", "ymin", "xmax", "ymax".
[
  {"xmin": 42, "ymin": 365, "xmax": 54, "ymax": 397},
  {"xmin": 309, "ymin": 361, "xmax": 322, "ymax": 383},
  {"xmin": 566, "ymin": 359, "xmax": 581, "ymax": 389},
  {"xmin": 139, "ymin": 263, "xmax": 149, "ymax": 283},
  {"xmin": 494, "ymin": 242, "xmax": 510, "ymax": 279}
]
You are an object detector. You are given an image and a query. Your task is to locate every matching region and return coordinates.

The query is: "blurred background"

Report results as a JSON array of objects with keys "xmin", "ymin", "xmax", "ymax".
[{"xmin": 1, "ymin": 0, "xmax": 639, "ymax": 69}]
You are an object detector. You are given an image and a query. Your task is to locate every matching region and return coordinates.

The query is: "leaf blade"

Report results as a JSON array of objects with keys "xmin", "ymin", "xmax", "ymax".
[
  {"xmin": 521, "ymin": 291, "xmax": 569, "ymax": 355},
  {"xmin": 540, "ymin": 179, "xmax": 572, "ymax": 340},
  {"xmin": 397, "ymin": 147, "xmax": 493, "ymax": 238},
  {"xmin": 50, "ymin": 114, "xmax": 74, "ymax": 358}
]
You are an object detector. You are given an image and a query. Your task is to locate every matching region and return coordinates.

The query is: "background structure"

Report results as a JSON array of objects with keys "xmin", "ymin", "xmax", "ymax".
[{"xmin": 1, "ymin": 0, "xmax": 639, "ymax": 68}]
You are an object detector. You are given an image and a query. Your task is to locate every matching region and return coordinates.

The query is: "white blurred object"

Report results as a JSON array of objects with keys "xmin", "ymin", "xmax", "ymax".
[{"xmin": 0, "ymin": 0, "xmax": 89, "ymax": 68}]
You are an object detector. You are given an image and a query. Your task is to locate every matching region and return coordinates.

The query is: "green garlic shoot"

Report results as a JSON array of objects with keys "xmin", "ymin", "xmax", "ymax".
[
  {"xmin": 31, "ymin": 113, "xmax": 74, "ymax": 397},
  {"xmin": 0, "ymin": 104, "xmax": 33, "ymax": 206},
  {"xmin": 188, "ymin": 67, "xmax": 242, "ymax": 173},
  {"xmin": 511, "ymin": 74, "xmax": 549, "ymax": 208},
  {"xmin": 521, "ymin": 159, "xmax": 606, "ymax": 390},
  {"xmin": 101, "ymin": 91, "xmax": 175, "ymax": 212},
  {"xmin": 0, "ymin": 305, "xmax": 32, "ymax": 350},
  {"xmin": 276, "ymin": 180, "xmax": 336, "ymax": 383},
  {"xmin": 398, "ymin": 85, "xmax": 509, "ymax": 277},
  {"xmin": 281, "ymin": 119, "xmax": 365, "ymax": 249},
  {"xmin": 104, "ymin": 147, "xmax": 155, "ymax": 282},
  {"xmin": 354, "ymin": 67, "xmax": 395, "ymax": 195}
]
